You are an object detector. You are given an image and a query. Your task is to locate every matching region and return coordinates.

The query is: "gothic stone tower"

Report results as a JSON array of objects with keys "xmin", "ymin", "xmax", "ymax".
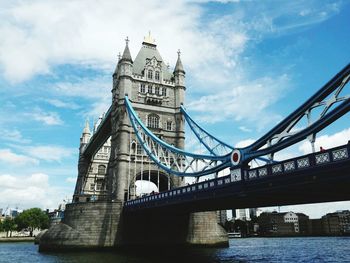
[{"xmin": 109, "ymin": 35, "xmax": 185, "ymax": 202}]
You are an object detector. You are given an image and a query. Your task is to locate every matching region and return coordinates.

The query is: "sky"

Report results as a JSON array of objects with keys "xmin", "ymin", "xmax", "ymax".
[{"xmin": 0, "ymin": 0, "xmax": 350, "ymax": 218}]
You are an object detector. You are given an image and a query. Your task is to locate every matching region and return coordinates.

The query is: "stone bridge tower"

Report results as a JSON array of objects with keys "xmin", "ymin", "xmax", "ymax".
[
  {"xmin": 109, "ymin": 35, "xmax": 185, "ymax": 202},
  {"xmin": 39, "ymin": 35, "xmax": 227, "ymax": 251}
]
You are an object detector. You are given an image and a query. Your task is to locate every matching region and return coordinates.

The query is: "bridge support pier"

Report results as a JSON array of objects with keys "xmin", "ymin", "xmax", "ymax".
[
  {"xmin": 186, "ymin": 211, "xmax": 228, "ymax": 247},
  {"xmin": 39, "ymin": 202, "xmax": 228, "ymax": 251},
  {"xmin": 121, "ymin": 210, "xmax": 228, "ymax": 248},
  {"xmin": 39, "ymin": 201, "xmax": 123, "ymax": 251}
]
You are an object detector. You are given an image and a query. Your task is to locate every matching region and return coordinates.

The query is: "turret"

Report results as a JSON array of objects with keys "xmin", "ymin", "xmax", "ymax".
[
  {"xmin": 112, "ymin": 37, "xmax": 133, "ymax": 102},
  {"xmin": 174, "ymin": 50, "xmax": 186, "ymax": 108},
  {"xmin": 80, "ymin": 119, "xmax": 91, "ymax": 152}
]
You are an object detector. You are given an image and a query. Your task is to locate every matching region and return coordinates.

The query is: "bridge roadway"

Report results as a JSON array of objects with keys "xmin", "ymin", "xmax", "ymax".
[{"xmin": 124, "ymin": 142, "xmax": 350, "ymax": 214}]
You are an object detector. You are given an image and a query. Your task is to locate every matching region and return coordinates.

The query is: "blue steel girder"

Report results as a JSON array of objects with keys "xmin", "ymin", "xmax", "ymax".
[
  {"xmin": 125, "ymin": 96, "xmax": 231, "ymax": 177},
  {"xmin": 180, "ymin": 105, "xmax": 233, "ymax": 156},
  {"xmin": 181, "ymin": 105, "xmax": 272, "ymax": 165},
  {"xmin": 237, "ymin": 63, "xmax": 350, "ymax": 165}
]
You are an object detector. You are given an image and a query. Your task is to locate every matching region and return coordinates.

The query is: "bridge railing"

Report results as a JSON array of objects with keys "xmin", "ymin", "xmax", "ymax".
[{"xmin": 124, "ymin": 142, "xmax": 350, "ymax": 209}]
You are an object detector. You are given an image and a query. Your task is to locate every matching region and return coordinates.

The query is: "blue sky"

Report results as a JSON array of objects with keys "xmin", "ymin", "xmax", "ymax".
[{"xmin": 0, "ymin": 0, "xmax": 350, "ymax": 218}]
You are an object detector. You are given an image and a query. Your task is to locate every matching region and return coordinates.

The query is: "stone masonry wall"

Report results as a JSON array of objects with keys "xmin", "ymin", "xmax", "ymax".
[{"xmin": 39, "ymin": 201, "xmax": 122, "ymax": 251}]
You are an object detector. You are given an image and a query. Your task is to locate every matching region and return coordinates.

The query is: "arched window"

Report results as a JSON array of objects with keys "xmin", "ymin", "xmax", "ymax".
[
  {"xmin": 98, "ymin": 165, "xmax": 106, "ymax": 175},
  {"xmin": 131, "ymin": 142, "xmax": 136, "ymax": 154},
  {"xmin": 155, "ymin": 71, "xmax": 160, "ymax": 81},
  {"xmin": 148, "ymin": 70, "xmax": 153, "ymax": 79},
  {"xmin": 147, "ymin": 114, "xmax": 159, "ymax": 129}
]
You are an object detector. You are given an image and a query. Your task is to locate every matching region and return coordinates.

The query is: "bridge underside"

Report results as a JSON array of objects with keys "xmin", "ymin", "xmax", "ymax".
[{"xmin": 125, "ymin": 159, "xmax": 350, "ymax": 215}]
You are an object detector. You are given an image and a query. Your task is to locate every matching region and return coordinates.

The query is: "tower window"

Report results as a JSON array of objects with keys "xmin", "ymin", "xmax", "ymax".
[
  {"xmin": 90, "ymin": 183, "xmax": 95, "ymax": 191},
  {"xmin": 136, "ymin": 145, "xmax": 142, "ymax": 155},
  {"xmin": 155, "ymin": 71, "xmax": 160, "ymax": 81},
  {"xmin": 155, "ymin": 86, "xmax": 160, "ymax": 95},
  {"xmin": 147, "ymin": 114, "xmax": 160, "ymax": 129},
  {"xmin": 96, "ymin": 179, "xmax": 104, "ymax": 191},
  {"xmin": 148, "ymin": 70, "xmax": 153, "ymax": 79},
  {"xmin": 162, "ymin": 87, "xmax": 167, "ymax": 96},
  {"xmin": 140, "ymin": 84, "xmax": 145, "ymax": 93},
  {"xmin": 98, "ymin": 165, "xmax": 106, "ymax": 175},
  {"xmin": 148, "ymin": 85, "xmax": 153, "ymax": 94},
  {"xmin": 166, "ymin": 121, "xmax": 172, "ymax": 131}
]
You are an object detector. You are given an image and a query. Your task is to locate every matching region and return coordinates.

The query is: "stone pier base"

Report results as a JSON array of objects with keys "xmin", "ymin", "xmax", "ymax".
[
  {"xmin": 39, "ymin": 201, "xmax": 228, "ymax": 251},
  {"xmin": 186, "ymin": 211, "xmax": 228, "ymax": 247},
  {"xmin": 39, "ymin": 201, "xmax": 122, "ymax": 251}
]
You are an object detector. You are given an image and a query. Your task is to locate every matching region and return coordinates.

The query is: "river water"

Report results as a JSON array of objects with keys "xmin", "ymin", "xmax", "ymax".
[{"xmin": 0, "ymin": 237, "xmax": 349, "ymax": 263}]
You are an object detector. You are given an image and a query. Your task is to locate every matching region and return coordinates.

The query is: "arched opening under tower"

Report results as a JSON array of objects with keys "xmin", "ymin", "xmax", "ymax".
[{"xmin": 131, "ymin": 170, "xmax": 172, "ymax": 198}]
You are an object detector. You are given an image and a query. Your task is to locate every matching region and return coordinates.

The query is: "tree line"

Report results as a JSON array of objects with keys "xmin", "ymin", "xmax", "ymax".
[{"xmin": 0, "ymin": 208, "xmax": 49, "ymax": 237}]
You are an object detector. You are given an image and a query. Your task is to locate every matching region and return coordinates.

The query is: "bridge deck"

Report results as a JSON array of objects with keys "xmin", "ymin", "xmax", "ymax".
[{"xmin": 124, "ymin": 142, "xmax": 350, "ymax": 214}]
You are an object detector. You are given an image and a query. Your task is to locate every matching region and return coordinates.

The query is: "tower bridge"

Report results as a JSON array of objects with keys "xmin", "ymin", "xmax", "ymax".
[{"xmin": 39, "ymin": 35, "xmax": 350, "ymax": 251}]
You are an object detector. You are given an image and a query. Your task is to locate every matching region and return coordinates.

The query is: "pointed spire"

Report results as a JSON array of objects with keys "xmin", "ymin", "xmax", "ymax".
[
  {"xmin": 174, "ymin": 49, "xmax": 185, "ymax": 73},
  {"xmin": 82, "ymin": 119, "xmax": 90, "ymax": 135},
  {"xmin": 121, "ymin": 36, "xmax": 133, "ymax": 63}
]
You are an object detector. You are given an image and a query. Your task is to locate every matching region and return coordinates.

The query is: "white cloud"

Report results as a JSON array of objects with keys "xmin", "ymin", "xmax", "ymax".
[
  {"xmin": 24, "ymin": 145, "xmax": 76, "ymax": 162},
  {"xmin": 235, "ymin": 139, "xmax": 255, "ymax": 148},
  {"xmin": 53, "ymin": 78, "xmax": 111, "ymax": 118},
  {"xmin": 239, "ymin": 126, "xmax": 252, "ymax": 133},
  {"xmin": 188, "ymin": 75, "xmax": 289, "ymax": 129},
  {"xmin": 26, "ymin": 108, "xmax": 64, "ymax": 125},
  {"xmin": 0, "ymin": 0, "xmax": 340, "ymax": 83},
  {"xmin": 0, "ymin": 173, "xmax": 70, "ymax": 209},
  {"xmin": 0, "ymin": 149, "xmax": 38, "ymax": 165},
  {"xmin": 299, "ymin": 128, "xmax": 350, "ymax": 154},
  {"xmin": 0, "ymin": 129, "xmax": 31, "ymax": 144}
]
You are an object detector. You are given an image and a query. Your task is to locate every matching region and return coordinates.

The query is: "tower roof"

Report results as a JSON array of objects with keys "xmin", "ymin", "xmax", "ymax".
[
  {"xmin": 133, "ymin": 34, "xmax": 172, "ymax": 80},
  {"xmin": 82, "ymin": 120, "xmax": 90, "ymax": 135},
  {"xmin": 120, "ymin": 37, "xmax": 133, "ymax": 63},
  {"xmin": 174, "ymin": 49, "xmax": 185, "ymax": 73}
]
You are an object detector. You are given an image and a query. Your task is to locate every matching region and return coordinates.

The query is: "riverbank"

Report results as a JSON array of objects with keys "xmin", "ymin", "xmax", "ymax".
[{"xmin": 0, "ymin": 237, "xmax": 34, "ymax": 242}]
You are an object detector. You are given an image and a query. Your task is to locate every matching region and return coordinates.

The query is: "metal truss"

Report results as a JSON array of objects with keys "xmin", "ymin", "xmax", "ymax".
[
  {"xmin": 238, "ymin": 63, "xmax": 350, "ymax": 164},
  {"xmin": 181, "ymin": 105, "xmax": 272, "ymax": 165},
  {"xmin": 181, "ymin": 105, "xmax": 233, "ymax": 156},
  {"xmin": 125, "ymin": 96, "xmax": 231, "ymax": 177}
]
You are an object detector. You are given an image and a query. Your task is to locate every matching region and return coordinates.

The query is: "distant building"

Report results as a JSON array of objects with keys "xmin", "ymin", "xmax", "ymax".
[
  {"xmin": 249, "ymin": 208, "xmax": 257, "ymax": 219},
  {"xmin": 308, "ymin": 219, "xmax": 324, "ymax": 235},
  {"xmin": 231, "ymin": 209, "xmax": 237, "ymax": 219},
  {"xmin": 322, "ymin": 210, "xmax": 350, "ymax": 235},
  {"xmin": 283, "ymin": 212, "xmax": 299, "ymax": 233},
  {"xmin": 217, "ymin": 210, "xmax": 227, "ymax": 225},
  {"xmin": 237, "ymin": 209, "xmax": 247, "ymax": 220},
  {"xmin": 258, "ymin": 211, "xmax": 306, "ymax": 236}
]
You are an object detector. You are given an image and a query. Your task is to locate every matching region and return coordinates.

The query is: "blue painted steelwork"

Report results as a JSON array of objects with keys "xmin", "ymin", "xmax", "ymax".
[
  {"xmin": 125, "ymin": 96, "xmax": 231, "ymax": 177},
  {"xmin": 181, "ymin": 105, "xmax": 273, "ymax": 164},
  {"xmin": 241, "ymin": 63, "xmax": 350, "ymax": 161},
  {"xmin": 180, "ymin": 105, "xmax": 233, "ymax": 156}
]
